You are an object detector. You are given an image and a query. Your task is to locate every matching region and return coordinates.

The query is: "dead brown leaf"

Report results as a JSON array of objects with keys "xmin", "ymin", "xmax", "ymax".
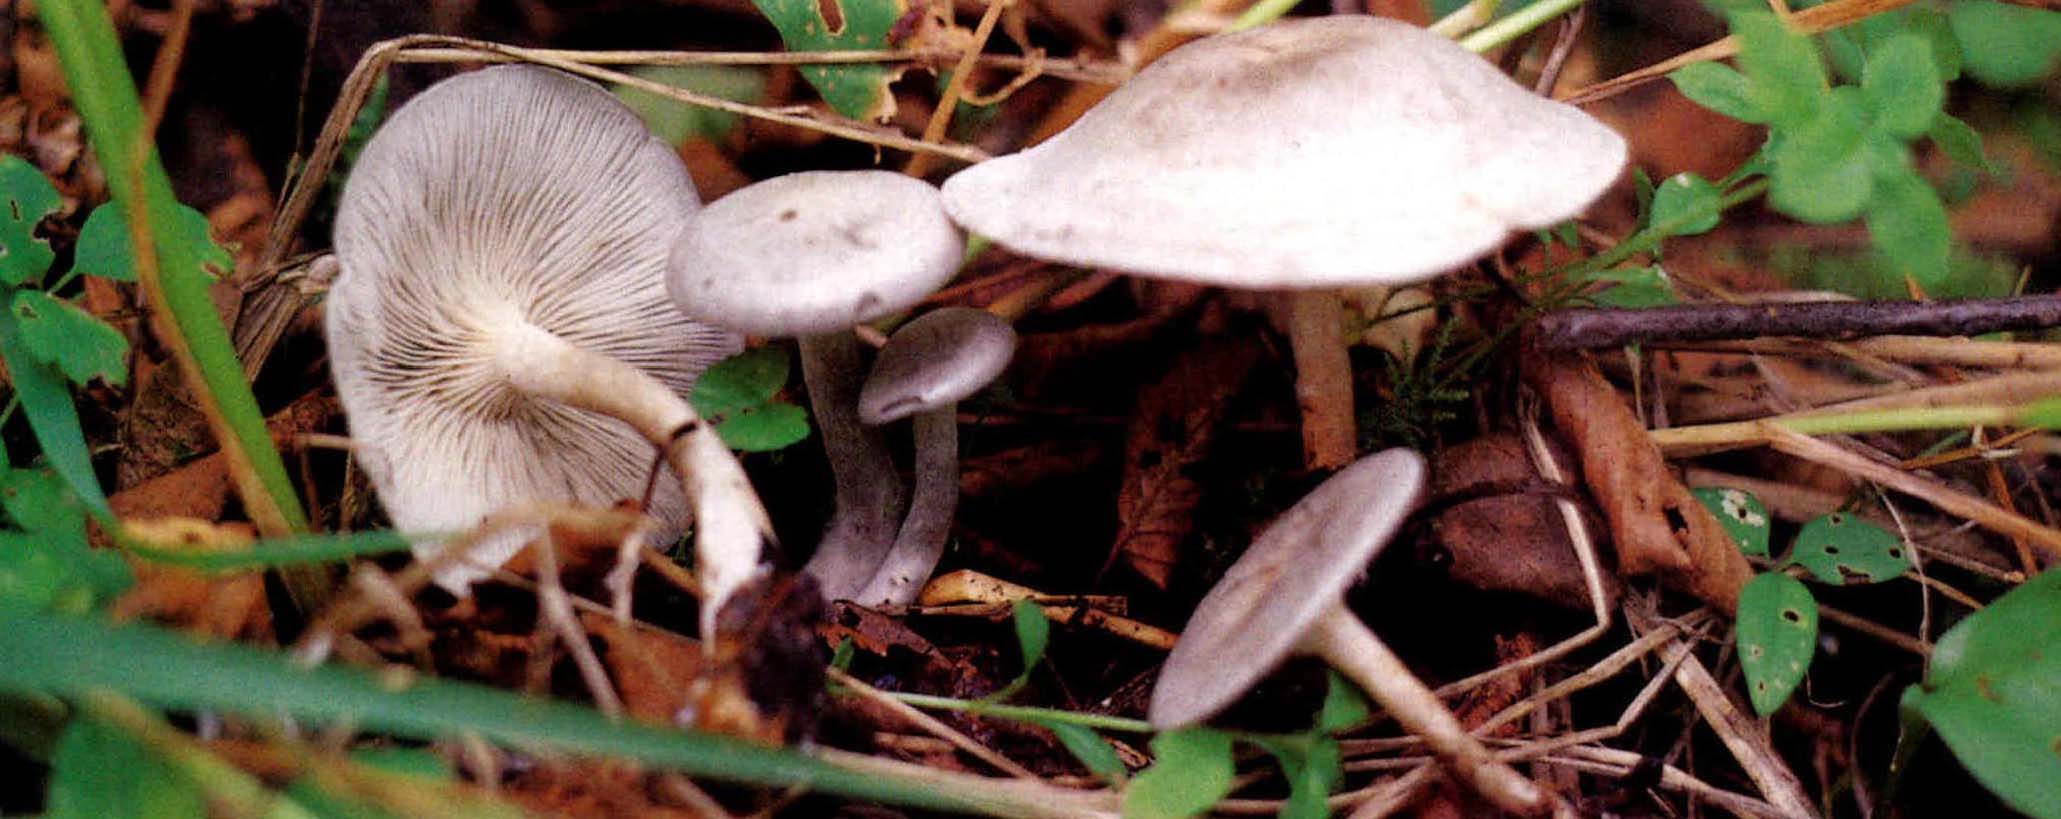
[
  {"xmin": 110, "ymin": 517, "xmax": 272, "ymax": 641},
  {"xmin": 1110, "ymin": 336, "xmax": 1263, "ymax": 587},
  {"xmin": 1521, "ymin": 342, "xmax": 1752, "ymax": 613},
  {"xmin": 111, "ymin": 389, "xmax": 337, "ymax": 521},
  {"xmin": 583, "ymin": 613, "xmax": 703, "ymax": 725},
  {"xmin": 1430, "ymin": 432, "xmax": 1620, "ymax": 611}
]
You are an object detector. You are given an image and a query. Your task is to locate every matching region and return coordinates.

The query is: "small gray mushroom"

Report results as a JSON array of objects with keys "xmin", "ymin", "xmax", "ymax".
[
  {"xmin": 1150, "ymin": 449, "xmax": 1546, "ymax": 815},
  {"xmin": 853, "ymin": 307, "xmax": 1017, "ymax": 606},
  {"xmin": 327, "ymin": 65, "xmax": 774, "ymax": 636},
  {"xmin": 668, "ymin": 170, "xmax": 965, "ymax": 601}
]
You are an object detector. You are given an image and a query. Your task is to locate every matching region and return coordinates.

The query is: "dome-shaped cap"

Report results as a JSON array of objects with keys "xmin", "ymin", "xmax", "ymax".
[
  {"xmin": 858, "ymin": 307, "xmax": 1017, "ymax": 425},
  {"xmin": 669, "ymin": 170, "xmax": 966, "ymax": 337},
  {"xmin": 942, "ymin": 16, "xmax": 1627, "ymax": 289},
  {"xmin": 327, "ymin": 65, "xmax": 741, "ymax": 580},
  {"xmin": 1150, "ymin": 448, "xmax": 1427, "ymax": 728}
]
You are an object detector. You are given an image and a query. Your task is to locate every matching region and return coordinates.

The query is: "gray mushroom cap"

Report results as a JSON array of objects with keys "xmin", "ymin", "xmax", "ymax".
[
  {"xmin": 1150, "ymin": 448, "xmax": 1428, "ymax": 728},
  {"xmin": 941, "ymin": 16, "xmax": 1628, "ymax": 289},
  {"xmin": 858, "ymin": 307, "xmax": 1017, "ymax": 425},
  {"xmin": 327, "ymin": 65, "xmax": 741, "ymax": 583},
  {"xmin": 669, "ymin": 170, "xmax": 966, "ymax": 337}
]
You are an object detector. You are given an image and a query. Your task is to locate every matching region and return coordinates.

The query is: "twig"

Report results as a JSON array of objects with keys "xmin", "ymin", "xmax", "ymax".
[
  {"xmin": 1535, "ymin": 295, "xmax": 2061, "ymax": 351},
  {"xmin": 903, "ymin": 0, "xmax": 1011, "ymax": 178},
  {"xmin": 1767, "ymin": 426, "xmax": 2061, "ymax": 558},
  {"xmin": 827, "ymin": 668, "xmax": 1041, "ymax": 780},
  {"xmin": 1669, "ymin": 647, "xmax": 1816, "ymax": 819}
]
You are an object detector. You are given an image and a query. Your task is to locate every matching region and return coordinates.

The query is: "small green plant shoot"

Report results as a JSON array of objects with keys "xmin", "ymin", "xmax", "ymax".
[{"xmin": 689, "ymin": 345, "xmax": 811, "ymax": 451}]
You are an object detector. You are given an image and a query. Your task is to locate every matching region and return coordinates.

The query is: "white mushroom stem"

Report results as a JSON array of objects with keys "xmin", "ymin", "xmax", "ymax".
[
  {"xmin": 798, "ymin": 333, "xmax": 910, "ymax": 600},
  {"xmin": 497, "ymin": 322, "xmax": 773, "ymax": 641},
  {"xmin": 1300, "ymin": 606, "xmax": 1546, "ymax": 815},
  {"xmin": 853, "ymin": 408, "xmax": 958, "ymax": 607},
  {"xmin": 1282, "ymin": 290, "xmax": 1358, "ymax": 470}
]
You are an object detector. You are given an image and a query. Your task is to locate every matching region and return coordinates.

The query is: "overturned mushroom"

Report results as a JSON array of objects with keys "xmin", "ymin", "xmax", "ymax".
[
  {"xmin": 668, "ymin": 170, "xmax": 965, "ymax": 601},
  {"xmin": 327, "ymin": 65, "xmax": 772, "ymax": 636},
  {"xmin": 853, "ymin": 307, "xmax": 1016, "ymax": 606},
  {"xmin": 942, "ymin": 16, "xmax": 1627, "ymax": 466},
  {"xmin": 1150, "ymin": 449, "xmax": 1546, "ymax": 814}
]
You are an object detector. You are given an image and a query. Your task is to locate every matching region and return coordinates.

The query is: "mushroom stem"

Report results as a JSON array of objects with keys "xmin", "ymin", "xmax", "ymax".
[
  {"xmin": 496, "ymin": 322, "xmax": 773, "ymax": 639},
  {"xmin": 1300, "ymin": 605, "xmax": 1546, "ymax": 815},
  {"xmin": 798, "ymin": 332, "xmax": 911, "ymax": 600},
  {"xmin": 1281, "ymin": 290, "xmax": 1358, "ymax": 470},
  {"xmin": 853, "ymin": 408, "xmax": 958, "ymax": 606}
]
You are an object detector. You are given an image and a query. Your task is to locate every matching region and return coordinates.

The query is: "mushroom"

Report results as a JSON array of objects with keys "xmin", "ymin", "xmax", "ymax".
[
  {"xmin": 1148, "ymin": 448, "xmax": 1545, "ymax": 814},
  {"xmin": 940, "ymin": 16, "xmax": 1627, "ymax": 465},
  {"xmin": 667, "ymin": 170, "xmax": 966, "ymax": 601},
  {"xmin": 326, "ymin": 65, "xmax": 775, "ymax": 635},
  {"xmin": 853, "ymin": 307, "xmax": 1017, "ymax": 606}
]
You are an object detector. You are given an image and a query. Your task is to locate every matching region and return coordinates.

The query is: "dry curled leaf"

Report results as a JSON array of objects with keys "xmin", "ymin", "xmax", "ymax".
[
  {"xmin": 1110, "ymin": 336, "xmax": 1262, "ymax": 587},
  {"xmin": 1521, "ymin": 342, "xmax": 1752, "ymax": 613},
  {"xmin": 1430, "ymin": 432, "xmax": 1620, "ymax": 611},
  {"xmin": 110, "ymin": 518, "xmax": 272, "ymax": 641}
]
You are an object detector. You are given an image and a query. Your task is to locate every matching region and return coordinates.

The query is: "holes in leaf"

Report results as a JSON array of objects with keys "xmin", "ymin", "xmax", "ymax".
[{"xmin": 1782, "ymin": 608, "xmax": 1803, "ymax": 623}]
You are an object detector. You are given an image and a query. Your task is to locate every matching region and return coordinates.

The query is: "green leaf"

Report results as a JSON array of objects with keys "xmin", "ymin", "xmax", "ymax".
[
  {"xmin": 0, "ymin": 466, "xmax": 83, "ymax": 536},
  {"xmin": 1046, "ymin": 721, "xmax": 1128, "ymax": 785},
  {"xmin": 0, "ymin": 532, "xmax": 69, "ymax": 612},
  {"xmin": 348, "ymin": 747, "xmax": 453, "ymax": 781},
  {"xmin": 1252, "ymin": 734, "xmax": 1343, "ymax": 819},
  {"xmin": 1866, "ymin": 166, "xmax": 1954, "ymax": 290},
  {"xmin": 1928, "ymin": 114, "xmax": 1998, "ymax": 176},
  {"xmin": 2019, "ymin": 396, "xmax": 2061, "ymax": 430},
  {"xmin": 12, "ymin": 289, "xmax": 129, "ymax": 386},
  {"xmin": 1732, "ymin": 10, "xmax": 1830, "ymax": 129},
  {"xmin": 1768, "ymin": 92, "xmax": 1875, "ymax": 223},
  {"xmin": 614, "ymin": 65, "xmax": 768, "ymax": 145},
  {"xmin": 1904, "ymin": 8, "xmax": 1963, "ymax": 82},
  {"xmin": 1788, "ymin": 513, "xmax": 1911, "ymax": 585},
  {"xmin": 1692, "ymin": 486, "xmax": 1771, "ymax": 558},
  {"xmin": 1586, "ymin": 266, "xmax": 1679, "ymax": 309},
  {"xmin": 47, "ymin": 716, "xmax": 208, "ymax": 819},
  {"xmin": 1122, "ymin": 728, "xmax": 1235, "ymax": 819},
  {"xmin": 1316, "ymin": 668, "xmax": 1371, "ymax": 733},
  {"xmin": 1905, "ymin": 567, "xmax": 2061, "ymax": 818},
  {"xmin": 691, "ymin": 346, "xmax": 791, "ymax": 418},
  {"xmin": 1650, "ymin": 172, "xmax": 1723, "ymax": 236},
  {"xmin": 0, "ymin": 610, "xmax": 1009, "ymax": 815},
  {"xmin": 1012, "ymin": 597, "xmax": 1050, "ymax": 673},
  {"xmin": 713, "ymin": 402, "xmax": 810, "ymax": 452},
  {"xmin": 750, "ymin": 0, "xmax": 908, "ymax": 121},
  {"xmin": 1669, "ymin": 62, "xmax": 1764, "ymax": 123},
  {"xmin": 71, "ymin": 199, "xmax": 231, "ymax": 284},
  {"xmin": 0, "ymin": 293, "xmax": 110, "ymax": 517},
  {"xmin": 1736, "ymin": 572, "xmax": 1818, "ymax": 716},
  {"xmin": 1861, "ymin": 34, "xmax": 1945, "ymax": 139},
  {"xmin": 0, "ymin": 155, "xmax": 61, "ymax": 287},
  {"xmin": 0, "ymin": 468, "xmax": 125, "ymax": 611},
  {"xmin": 1948, "ymin": 1, "xmax": 2061, "ymax": 88}
]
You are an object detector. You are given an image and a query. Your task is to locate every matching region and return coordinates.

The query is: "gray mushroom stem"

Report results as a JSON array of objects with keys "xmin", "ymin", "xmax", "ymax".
[
  {"xmin": 1300, "ymin": 607, "xmax": 1544, "ymax": 814},
  {"xmin": 798, "ymin": 332, "xmax": 910, "ymax": 600},
  {"xmin": 497, "ymin": 322, "xmax": 774, "ymax": 639},
  {"xmin": 853, "ymin": 409, "xmax": 957, "ymax": 607}
]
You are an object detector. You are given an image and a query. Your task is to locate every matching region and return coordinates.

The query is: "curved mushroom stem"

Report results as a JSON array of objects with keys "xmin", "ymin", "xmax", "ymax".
[
  {"xmin": 1300, "ymin": 605, "xmax": 1547, "ymax": 815},
  {"xmin": 797, "ymin": 332, "xmax": 911, "ymax": 600},
  {"xmin": 497, "ymin": 323, "xmax": 774, "ymax": 642},
  {"xmin": 853, "ymin": 407, "xmax": 958, "ymax": 606}
]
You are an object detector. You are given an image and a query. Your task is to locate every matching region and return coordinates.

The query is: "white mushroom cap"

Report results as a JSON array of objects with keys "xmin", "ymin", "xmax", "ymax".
[
  {"xmin": 1150, "ymin": 448, "xmax": 1427, "ymax": 728},
  {"xmin": 858, "ymin": 307, "xmax": 1017, "ymax": 425},
  {"xmin": 328, "ymin": 65, "xmax": 741, "ymax": 584},
  {"xmin": 941, "ymin": 16, "xmax": 1628, "ymax": 289},
  {"xmin": 668, "ymin": 170, "xmax": 965, "ymax": 337}
]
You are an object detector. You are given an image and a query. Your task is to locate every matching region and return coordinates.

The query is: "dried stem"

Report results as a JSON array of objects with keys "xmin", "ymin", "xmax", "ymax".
[{"xmin": 1536, "ymin": 295, "xmax": 2061, "ymax": 351}]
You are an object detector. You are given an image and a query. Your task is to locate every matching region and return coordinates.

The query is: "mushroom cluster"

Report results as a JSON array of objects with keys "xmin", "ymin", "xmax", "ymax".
[{"xmin": 328, "ymin": 65, "xmax": 774, "ymax": 634}]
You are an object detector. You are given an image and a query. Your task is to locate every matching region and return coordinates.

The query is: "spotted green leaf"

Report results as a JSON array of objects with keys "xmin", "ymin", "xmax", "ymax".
[
  {"xmin": 1123, "ymin": 728, "xmax": 1235, "ymax": 819},
  {"xmin": 1692, "ymin": 487, "xmax": 1771, "ymax": 558},
  {"xmin": 12, "ymin": 290, "xmax": 130, "ymax": 387},
  {"xmin": 751, "ymin": 0, "xmax": 907, "ymax": 121},
  {"xmin": 1903, "ymin": 567, "xmax": 2061, "ymax": 818},
  {"xmin": 1737, "ymin": 571, "xmax": 1818, "ymax": 716},
  {"xmin": 1788, "ymin": 513, "xmax": 1910, "ymax": 585},
  {"xmin": 0, "ymin": 155, "xmax": 61, "ymax": 287},
  {"xmin": 71, "ymin": 201, "xmax": 230, "ymax": 284}
]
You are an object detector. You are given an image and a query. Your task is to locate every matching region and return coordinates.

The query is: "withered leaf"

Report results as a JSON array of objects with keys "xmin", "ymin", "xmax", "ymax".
[{"xmin": 1110, "ymin": 336, "xmax": 1262, "ymax": 587}]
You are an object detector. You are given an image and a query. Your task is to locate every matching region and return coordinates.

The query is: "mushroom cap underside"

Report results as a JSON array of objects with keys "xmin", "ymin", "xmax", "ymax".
[
  {"xmin": 941, "ymin": 16, "xmax": 1628, "ymax": 289},
  {"xmin": 1149, "ymin": 447, "xmax": 1429, "ymax": 729},
  {"xmin": 328, "ymin": 64, "xmax": 741, "ymax": 581},
  {"xmin": 669, "ymin": 170, "xmax": 966, "ymax": 337}
]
